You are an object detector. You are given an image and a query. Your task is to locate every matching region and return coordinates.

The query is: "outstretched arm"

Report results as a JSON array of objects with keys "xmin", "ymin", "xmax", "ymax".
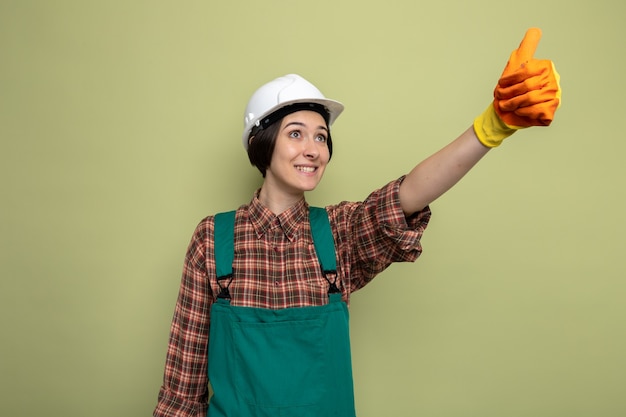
[
  {"xmin": 399, "ymin": 126, "xmax": 488, "ymax": 215},
  {"xmin": 399, "ymin": 28, "xmax": 561, "ymax": 216}
]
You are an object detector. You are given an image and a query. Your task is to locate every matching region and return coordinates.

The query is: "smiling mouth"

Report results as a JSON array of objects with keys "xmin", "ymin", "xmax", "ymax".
[{"xmin": 296, "ymin": 166, "xmax": 316, "ymax": 173}]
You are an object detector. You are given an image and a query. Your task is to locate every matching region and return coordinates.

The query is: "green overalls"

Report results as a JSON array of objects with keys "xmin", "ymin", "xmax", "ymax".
[{"xmin": 207, "ymin": 207, "xmax": 357, "ymax": 417}]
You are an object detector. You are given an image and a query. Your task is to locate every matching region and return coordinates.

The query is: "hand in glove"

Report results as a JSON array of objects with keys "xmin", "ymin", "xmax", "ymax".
[{"xmin": 474, "ymin": 28, "xmax": 562, "ymax": 148}]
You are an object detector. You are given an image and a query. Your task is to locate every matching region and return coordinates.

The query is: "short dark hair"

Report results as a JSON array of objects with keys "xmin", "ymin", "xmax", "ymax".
[
  {"xmin": 246, "ymin": 107, "xmax": 334, "ymax": 177},
  {"xmin": 247, "ymin": 121, "xmax": 281, "ymax": 177}
]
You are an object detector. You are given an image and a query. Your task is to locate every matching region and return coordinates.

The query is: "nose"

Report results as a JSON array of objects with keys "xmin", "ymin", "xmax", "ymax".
[{"xmin": 302, "ymin": 137, "xmax": 319, "ymax": 159}]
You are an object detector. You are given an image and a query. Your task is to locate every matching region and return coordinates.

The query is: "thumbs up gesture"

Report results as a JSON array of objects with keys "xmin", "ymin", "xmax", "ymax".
[
  {"xmin": 494, "ymin": 28, "xmax": 561, "ymax": 128},
  {"xmin": 474, "ymin": 28, "xmax": 562, "ymax": 148}
]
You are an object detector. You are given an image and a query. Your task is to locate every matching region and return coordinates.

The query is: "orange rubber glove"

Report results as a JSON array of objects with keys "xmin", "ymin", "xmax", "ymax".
[{"xmin": 474, "ymin": 28, "xmax": 561, "ymax": 148}]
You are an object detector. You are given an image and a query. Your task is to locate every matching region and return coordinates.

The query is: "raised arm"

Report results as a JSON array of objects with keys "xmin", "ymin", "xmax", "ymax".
[
  {"xmin": 399, "ymin": 126, "xmax": 489, "ymax": 215},
  {"xmin": 399, "ymin": 28, "xmax": 561, "ymax": 216}
]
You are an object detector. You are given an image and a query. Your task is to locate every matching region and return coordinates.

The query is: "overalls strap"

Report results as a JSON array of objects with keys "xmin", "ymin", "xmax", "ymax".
[
  {"xmin": 308, "ymin": 206, "xmax": 337, "ymax": 273},
  {"xmin": 213, "ymin": 210, "xmax": 236, "ymax": 299},
  {"xmin": 309, "ymin": 206, "xmax": 341, "ymax": 293}
]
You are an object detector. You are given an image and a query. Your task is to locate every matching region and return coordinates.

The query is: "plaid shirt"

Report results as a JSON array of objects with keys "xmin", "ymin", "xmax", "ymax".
[{"xmin": 154, "ymin": 177, "xmax": 431, "ymax": 416}]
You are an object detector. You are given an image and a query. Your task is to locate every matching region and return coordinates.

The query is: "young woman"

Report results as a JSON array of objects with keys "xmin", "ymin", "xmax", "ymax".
[{"xmin": 154, "ymin": 28, "xmax": 560, "ymax": 417}]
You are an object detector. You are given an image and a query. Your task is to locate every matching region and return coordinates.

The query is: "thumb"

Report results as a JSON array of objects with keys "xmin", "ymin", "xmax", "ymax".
[{"xmin": 507, "ymin": 28, "xmax": 542, "ymax": 71}]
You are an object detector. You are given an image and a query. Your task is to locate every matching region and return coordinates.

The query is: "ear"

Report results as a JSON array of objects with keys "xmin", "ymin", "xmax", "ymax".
[{"xmin": 248, "ymin": 136, "xmax": 255, "ymax": 147}]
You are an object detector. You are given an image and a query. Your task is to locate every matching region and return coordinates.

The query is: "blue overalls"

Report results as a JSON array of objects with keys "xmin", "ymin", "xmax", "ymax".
[{"xmin": 207, "ymin": 207, "xmax": 357, "ymax": 417}]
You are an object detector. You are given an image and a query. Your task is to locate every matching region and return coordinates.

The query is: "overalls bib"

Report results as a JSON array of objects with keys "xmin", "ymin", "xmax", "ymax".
[{"xmin": 207, "ymin": 208, "xmax": 356, "ymax": 417}]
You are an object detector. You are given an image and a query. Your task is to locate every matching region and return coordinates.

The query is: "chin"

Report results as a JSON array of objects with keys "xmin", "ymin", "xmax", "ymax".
[{"xmin": 302, "ymin": 178, "xmax": 323, "ymax": 192}]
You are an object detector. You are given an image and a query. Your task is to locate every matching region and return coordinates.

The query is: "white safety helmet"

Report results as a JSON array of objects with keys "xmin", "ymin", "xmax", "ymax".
[{"xmin": 242, "ymin": 74, "xmax": 344, "ymax": 150}]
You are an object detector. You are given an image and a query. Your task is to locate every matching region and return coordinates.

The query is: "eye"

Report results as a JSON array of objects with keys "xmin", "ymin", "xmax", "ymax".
[
  {"xmin": 315, "ymin": 134, "xmax": 327, "ymax": 143},
  {"xmin": 288, "ymin": 130, "xmax": 301, "ymax": 139}
]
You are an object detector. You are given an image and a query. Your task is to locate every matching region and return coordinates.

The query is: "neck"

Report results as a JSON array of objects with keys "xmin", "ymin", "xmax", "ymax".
[{"xmin": 258, "ymin": 185, "xmax": 304, "ymax": 215}]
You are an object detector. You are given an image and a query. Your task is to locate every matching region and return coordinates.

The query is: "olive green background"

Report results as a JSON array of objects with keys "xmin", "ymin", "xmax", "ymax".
[{"xmin": 2, "ymin": 1, "xmax": 625, "ymax": 416}]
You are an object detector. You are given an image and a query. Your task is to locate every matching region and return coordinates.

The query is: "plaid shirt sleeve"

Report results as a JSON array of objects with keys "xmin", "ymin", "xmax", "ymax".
[
  {"xmin": 327, "ymin": 176, "xmax": 431, "ymax": 293},
  {"xmin": 153, "ymin": 217, "xmax": 215, "ymax": 417}
]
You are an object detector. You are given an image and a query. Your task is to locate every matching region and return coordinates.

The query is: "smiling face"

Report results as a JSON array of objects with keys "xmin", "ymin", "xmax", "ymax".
[{"xmin": 261, "ymin": 110, "xmax": 331, "ymax": 204}]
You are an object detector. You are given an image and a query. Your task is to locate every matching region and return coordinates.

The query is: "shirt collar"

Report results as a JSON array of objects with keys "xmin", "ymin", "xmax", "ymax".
[{"xmin": 248, "ymin": 189, "xmax": 308, "ymax": 242}]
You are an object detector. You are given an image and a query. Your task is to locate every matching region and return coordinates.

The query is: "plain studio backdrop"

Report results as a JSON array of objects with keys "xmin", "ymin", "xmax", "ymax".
[{"xmin": 1, "ymin": 1, "xmax": 625, "ymax": 416}]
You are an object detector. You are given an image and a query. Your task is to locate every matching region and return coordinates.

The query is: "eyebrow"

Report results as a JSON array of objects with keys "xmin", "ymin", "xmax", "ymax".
[{"xmin": 283, "ymin": 121, "xmax": 329, "ymax": 132}]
